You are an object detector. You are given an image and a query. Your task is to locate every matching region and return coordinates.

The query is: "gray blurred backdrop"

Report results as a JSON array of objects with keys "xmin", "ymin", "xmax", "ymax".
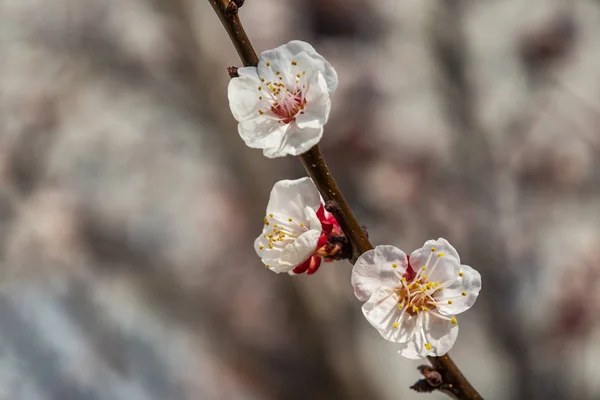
[{"xmin": 1, "ymin": 0, "xmax": 599, "ymax": 399}]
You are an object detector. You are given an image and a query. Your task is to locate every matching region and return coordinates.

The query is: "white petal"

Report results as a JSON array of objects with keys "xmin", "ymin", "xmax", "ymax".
[
  {"xmin": 279, "ymin": 228, "xmax": 321, "ymax": 267},
  {"xmin": 287, "ymin": 41, "xmax": 338, "ymax": 95},
  {"xmin": 427, "ymin": 255, "xmax": 460, "ymax": 284},
  {"xmin": 267, "ymin": 178, "xmax": 321, "ymax": 219},
  {"xmin": 410, "ymin": 238, "xmax": 460, "ymax": 278},
  {"xmin": 436, "ymin": 264, "xmax": 482, "ymax": 315},
  {"xmin": 361, "ymin": 288, "xmax": 400, "ymax": 332},
  {"xmin": 238, "ymin": 115, "xmax": 287, "ymax": 151},
  {"xmin": 361, "ymin": 288, "xmax": 420, "ymax": 345},
  {"xmin": 397, "ymin": 341, "xmax": 423, "ymax": 360},
  {"xmin": 279, "ymin": 40, "xmax": 319, "ymax": 56},
  {"xmin": 397, "ymin": 313, "xmax": 458, "ymax": 359},
  {"xmin": 410, "ymin": 238, "xmax": 461, "ymax": 265},
  {"xmin": 304, "ymin": 206, "xmax": 322, "ymax": 231},
  {"xmin": 227, "ymin": 68, "xmax": 262, "ymax": 121},
  {"xmin": 254, "ymin": 234, "xmax": 292, "ymax": 273},
  {"xmin": 275, "ymin": 123, "xmax": 323, "ymax": 157},
  {"xmin": 351, "ymin": 245, "xmax": 408, "ymax": 301},
  {"xmin": 296, "ymin": 72, "xmax": 331, "ymax": 129},
  {"xmin": 422, "ymin": 313, "xmax": 459, "ymax": 357},
  {"xmin": 259, "ymin": 41, "xmax": 338, "ymax": 95}
]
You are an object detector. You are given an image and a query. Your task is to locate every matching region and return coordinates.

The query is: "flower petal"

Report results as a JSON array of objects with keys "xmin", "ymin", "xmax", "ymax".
[
  {"xmin": 227, "ymin": 68, "xmax": 262, "ymax": 121},
  {"xmin": 436, "ymin": 264, "xmax": 482, "ymax": 315},
  {"xmin": 361, "ymin": 288, "xmax": 420, "ymax": 345},
  {"xmin": 258, "ymin": 40, "xmax": 338, "ymax": 95},
  {"xmin": 351, "ymin": 245, "xmax": 408, "ymax": 301},
  {"xmin": 254, "ymin": 234, "xmax": 293, "ymax": 273},
  {"xmin": 304, "ymin": 205, "xmax": 323, "ymax": 231},
  {"xmin": 267, "ymin": 178, "xmax": 321, "ymax": 219},
  {"xmin": 274, "ymin": 123, "xmax": 324, "ymax": 157},
  {"xmin": 296, "ymin": 72, "xmax": 331, "ymax": 129},
  {"xmin": 238, "ymin": 115, "xmax": 286, "ymax": 148},
  {"xmin": 279, "ymin": 228, "xmax": 321, "ymax": 267},
  {"xmin": 397, "ymin": 313, "xmax": 459, "ymax": 359},
  {"xmin": 422, "ymin": 313, "xmax": 459, "ymax": 357},
  {"xmin": 409, "ymin": 238, "xmax": 461, "ymax": 282},
  {"xmin": 361, "ymin": 288, "xmax": 401, "ymax": 331}
]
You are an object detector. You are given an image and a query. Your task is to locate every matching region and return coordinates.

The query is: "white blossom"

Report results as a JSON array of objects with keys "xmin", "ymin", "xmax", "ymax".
[
  {"xmin": 254, "ymin": 177, "xmax": 341, "ymax": 275},
  {"xmin": 351, "ymin": 239, "xmax": 482, "ymax": 359},
  {"xmin": 228, "ymin": 40, "xmax": 338, "ymax": 158}
]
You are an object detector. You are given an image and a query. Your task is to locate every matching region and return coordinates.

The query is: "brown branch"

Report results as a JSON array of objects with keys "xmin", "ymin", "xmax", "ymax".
[
  {"xmin": 207, "ymin": 1, "xmax": 483, "ymax": 398},
  {"xmin": 299, "ymin": 146, "xmax": 371, "ymax": 261},
  {"xmin": 207, "ymin": 0, "xmax": 258, "ymax": 66}
]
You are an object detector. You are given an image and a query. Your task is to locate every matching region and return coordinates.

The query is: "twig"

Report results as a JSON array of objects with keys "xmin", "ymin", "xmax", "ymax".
[
  {"xmin": 207, "ymin": 0, "xmax": 258, "ymax": 66},
  {"xmin": 207, "ymin": 0, "xmax": 483, "ymax": 398},
  {"xmin": 299, "ymin": 146, "xmax": 371, "ymax": 262}
]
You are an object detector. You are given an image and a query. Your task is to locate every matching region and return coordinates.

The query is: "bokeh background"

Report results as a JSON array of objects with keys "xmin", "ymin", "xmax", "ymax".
[{"xmin": 1, "ymin": 0, "xmax": 600, "ymax": 399}]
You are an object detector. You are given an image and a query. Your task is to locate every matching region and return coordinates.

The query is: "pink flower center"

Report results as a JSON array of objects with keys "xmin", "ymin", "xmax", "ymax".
[
  {"xmin": 271, "ymin": 91, "xmax": 306, "ymax": 124},
  {"xmin": 256, "ymin": 60, "xmax": 309, "ymax": 124}
]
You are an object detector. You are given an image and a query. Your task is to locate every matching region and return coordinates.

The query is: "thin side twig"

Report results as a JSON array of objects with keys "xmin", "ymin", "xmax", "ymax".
[{"xmin": 207, "ymin": 1, "xmax": 483, "ymax": 398}]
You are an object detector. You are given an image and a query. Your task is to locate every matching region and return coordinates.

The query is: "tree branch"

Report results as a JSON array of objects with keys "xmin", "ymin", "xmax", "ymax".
[
  {"xmin": 299, "ymin": 145, "xmax": 371, "ymax": 262},
  {"xmin": 207, "ymin": 1, "xmax": 483, "ymax": 398}
]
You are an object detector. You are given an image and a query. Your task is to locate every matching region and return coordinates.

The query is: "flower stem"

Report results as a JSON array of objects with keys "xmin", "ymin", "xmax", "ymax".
[{"xmin": 207, "ymin": 1, "xmax": 483, "ymax": 398}]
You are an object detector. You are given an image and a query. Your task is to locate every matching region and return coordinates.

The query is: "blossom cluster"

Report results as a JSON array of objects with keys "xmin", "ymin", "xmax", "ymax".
[{"xmin": 227, "ymin": 40, "xmax": 481, "ymax": 360}]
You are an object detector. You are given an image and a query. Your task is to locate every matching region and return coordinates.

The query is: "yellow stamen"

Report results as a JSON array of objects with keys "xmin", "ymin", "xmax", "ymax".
[{"xmin": 451, "ymin": 317, "xmax": 457, "ymax": 324}]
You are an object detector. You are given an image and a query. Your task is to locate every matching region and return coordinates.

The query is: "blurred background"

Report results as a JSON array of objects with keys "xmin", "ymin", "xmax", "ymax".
[{"xmin": 1, "ymin": 0, "xmax": 600, "ymax": 399}]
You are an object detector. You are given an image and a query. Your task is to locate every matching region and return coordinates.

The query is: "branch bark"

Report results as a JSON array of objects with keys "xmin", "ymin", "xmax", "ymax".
[{"xmin": 207, "ymin": 1, "xmax": 483, "ymax": 398}]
